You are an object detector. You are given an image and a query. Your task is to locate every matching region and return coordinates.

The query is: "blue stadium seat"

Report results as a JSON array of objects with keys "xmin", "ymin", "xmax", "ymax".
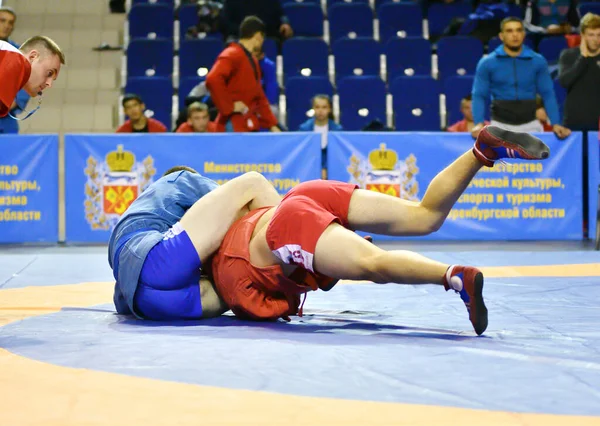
[
  {"xmin": 538, "ymin": 36, "xmax": 569, "ymax": 63},
  {"xmin": 263, "ymin": 38, "xmax": 278, "ymax": 60},
  {"xmin": 579, "ymin": 2, "xmax": 600, "ymax": 16},
  {"xmin": 329, "ymin": 0, "xmax": 369, "ymax": 6},
  {"xmin": 285, "ymin": 76, "xmax": 334, "ymax": 130},
  {"xmin": 338, "ymin": 76, "xmax": 386, "ymax": 130},
  {"xmin": 178, "ymin": 76, "xmax": 205, "ymax": 109},
  {"xmin": 125, "ymin": 76, "xmax": 173, "ymax": 129},
  {"xmin": 427, "ymin": 2, "xmax": 472, "ymax": 39},
  {"xmin": 437, "ymin": 36, "xmax": 483, "ymax": 79},
  {"xmin": 283, "ymin": 38, "xmax": 329, "ymax": 81},
  {"xmin": 377, "ymin": 3, "xmax": 423, "ymax": 43},
  {"xmin": 283, "ymin": 4, "xmax": 324, "ymax": 37},
  {"xmin": 179, "ymin": 39, "xmax": 223, "ymax": 78},
  {"xmin": 127, "ymin": 38, "xmax": 174, "ymax": 77},
  {"xmin": 281, "ymin": 0, "xmax": 320, "ymax": 4},
  {"xmin": 385, "ymin": 37, "xmax": 431, "ymax": 81},
  {"xmin": 443, "ymin": 75, "xmax": 474, "ymax": 128},
  {"xmin": 487, "ymin": 36, "xmax": 534, "ymax": 52},
  {"xmin": 132, "ymin": 0, "xmax": 174, "ymax": 4},
  {"xmin": 128, "ymin": 4, "xmax": 174, "ymax": 39},
  {"xmin": 391, "ymin": 76, "xmax": 441, "ymax": 131},
  {"xmin": 328, "ymin": 3, "xmax": 374, "ymax": 42},
  {"xmin": 333, "ymin": 37, "xmax": 381, "ymax": 83}
]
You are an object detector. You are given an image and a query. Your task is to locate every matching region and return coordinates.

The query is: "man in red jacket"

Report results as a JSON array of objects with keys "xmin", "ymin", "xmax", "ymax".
[
  {"xmin": 206, "ymin": 16, "xmax": 280, "ymax": 133},
  {"xmin": 0, "ymin": 35, "xmax": 65, "ymax": 119}
]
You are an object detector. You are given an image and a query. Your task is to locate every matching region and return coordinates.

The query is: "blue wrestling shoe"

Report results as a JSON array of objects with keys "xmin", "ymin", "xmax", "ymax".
[
  {"xmin": 473, "ymin": 125, "xmax": 550, "ymax": 167},
  {"xmin": 443, "ymin": 265, "xmax": 488, "ymax": 336}
]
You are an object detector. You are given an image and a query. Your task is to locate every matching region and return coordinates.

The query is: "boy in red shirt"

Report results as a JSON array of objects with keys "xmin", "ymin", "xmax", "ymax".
[
  {"xmin": 0, "ymin": 35, "xmax": 65, "ymax": 118},
  {"xmin": 116, "ymin": 94, "xmax": 168, "ymax": 133},
  {"xmin": 175, "ymin": 102, "xmax": 218, "ymax": 133}
]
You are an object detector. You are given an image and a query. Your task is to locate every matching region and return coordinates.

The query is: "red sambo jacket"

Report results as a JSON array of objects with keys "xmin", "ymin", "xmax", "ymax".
[{"xmin": 205, "ymin": 42, "xmax": 277, "ymax": 132}]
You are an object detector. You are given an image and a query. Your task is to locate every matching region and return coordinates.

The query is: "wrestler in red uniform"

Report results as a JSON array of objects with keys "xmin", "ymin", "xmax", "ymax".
[
  {"xmin": 0, "ymin": 36, "xmax": 64, "ymax": 118},
  {"xmin": 210, "ymin": 126, "xmax": 553, "ymax": 335}
]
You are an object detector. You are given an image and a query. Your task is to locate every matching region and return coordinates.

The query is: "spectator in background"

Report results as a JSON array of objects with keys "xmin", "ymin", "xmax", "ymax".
[
  {"xmin": 221, "ymin": 0, "xmax": 293, "ymax": 43},
  {"xmin": 524, "ymin": 0, "xmax": 580, "ymax": 35},
  {"xmin": 471, "ymin": 17, "xmax": 571, "ymax": 139},
  {"xmin": 558, "ymin": 12, "xmax": 600, "ymax": 131},
  {"xmin": 298, "ymin": 94, "xmax": 342, "ymax": 178},
  {"xmin": 116, "ymin": 94, "xmax": 167, "ymax": 133},
  {"xmin": 206, "ymin": 16, "xmax": 280, "ymax": 133},
  {"xmin": 535, "ymin": 95, "xmax": 554, "ymax": 130},
  {"xmin": 176, "ymin": 102, "xmax": 219, "ymax": 133},
  {"xmin": 0, "ymin": 6, "xmax": 30, "ymax": 134},
  {"xmin": 447, "ymin": 95, "xmax": 490, "ymax": 132}
]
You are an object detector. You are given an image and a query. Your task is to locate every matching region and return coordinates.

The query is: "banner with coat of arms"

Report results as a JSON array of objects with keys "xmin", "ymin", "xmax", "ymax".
[
  {"xmin": 64, "ymin": 133, "xmax": 321, "ymax": 243},
  {"xmin": 328, "ymin": 132, "xmax": 583, "ymax": 240}
]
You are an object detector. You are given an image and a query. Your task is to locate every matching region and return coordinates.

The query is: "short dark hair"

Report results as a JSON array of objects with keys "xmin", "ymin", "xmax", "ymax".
[
  {"xmin": 500, "ymin": 17, "xmax": 524, "ymax": 32},
  {"xmin": 462, "ymin": 94, "xmax": 472, "ymax": 102},
  {"xmin": 162, "ymin": 166, "xmax": 199, "ymax": 177},
  {"xmin": 239, "ymin": 16, "xmax": 266, "ymax": 40},
  {"xmin": 122, "ymin": 94, "xmax": 143, "ymax": 107}
]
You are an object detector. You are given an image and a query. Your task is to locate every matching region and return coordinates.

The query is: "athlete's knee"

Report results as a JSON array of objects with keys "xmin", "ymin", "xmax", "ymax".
[{"xmin": 416, "ymin": 206, "xmax": 445, "ymax": 235}]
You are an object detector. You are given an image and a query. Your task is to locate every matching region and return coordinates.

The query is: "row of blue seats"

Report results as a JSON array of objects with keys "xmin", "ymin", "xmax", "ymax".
[
  {"xmin": 127, "ymin": 36, "xmax": 570, "ymax": 83},
  {"xmin": 128, "ymin": 1, "xmax": 600, "ymax": 42},
  {"xmin": 125, "ymin": 75, "xmax": 567, "ymax": 132},
  {"xmin": 128, "ymin": 2, "xmax": 477, "ymax": 42}
]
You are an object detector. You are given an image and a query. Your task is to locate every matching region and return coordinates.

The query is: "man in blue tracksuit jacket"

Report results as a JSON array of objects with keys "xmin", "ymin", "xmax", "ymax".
[{"xmin": 471, "ymin": 17, "xmax": 571, "ymax": 140}]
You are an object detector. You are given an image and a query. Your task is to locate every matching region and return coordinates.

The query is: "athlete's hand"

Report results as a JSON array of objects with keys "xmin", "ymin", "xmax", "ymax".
[
  {"xmin": 553, "ymin": 124, "xmax": 571, "ymax": 139},
  {"xmin": 233, "ymin": 101, "xmax": 248, "ymax": 114},
  {"xmin": 270, "ymin": 126, "xmax": 281, "ymax": 132}
]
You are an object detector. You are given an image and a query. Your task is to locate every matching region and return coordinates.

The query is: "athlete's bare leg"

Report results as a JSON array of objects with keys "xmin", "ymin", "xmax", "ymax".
[
  {"xmin": 180, "ymin": 171, "xmax": 281, "ymax": 263},
  {"xmin": 347, "ymin": 151, "xmax": 482, "ymax": 236},
  {"xmin": 347, "ymin": 126, "xmax": 550, "ymax": 236}
]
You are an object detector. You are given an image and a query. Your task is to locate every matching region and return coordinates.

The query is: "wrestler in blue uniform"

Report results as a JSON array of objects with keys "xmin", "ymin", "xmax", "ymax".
[{"xmin": 108, "ymin": 167, "xmax": 218, "ymax": 320}]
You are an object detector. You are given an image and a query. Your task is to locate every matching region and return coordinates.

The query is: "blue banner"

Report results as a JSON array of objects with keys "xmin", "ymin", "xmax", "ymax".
[
  {"xmin": 328, "ymin": 132, "xmax": 583, "ymax": 240},
  {"xmin": 65, "ymin": 133, "xmax": 321, "ymax": 243},
  {"xmin": 588, "ymin": 131, "xmax": 599, "ymax": 241},
  {"xmin": 0, "ymin": 135, "xmax": 59, "ymax": 243}
]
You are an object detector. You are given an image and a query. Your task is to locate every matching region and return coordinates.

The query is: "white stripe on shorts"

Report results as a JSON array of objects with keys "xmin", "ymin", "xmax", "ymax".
[
  {"xmin": 163, "ymin": 222, "xmax": 185, "ymax": 240},
  {"xmin": 272, "ymin": 244, "xmax": 315, "ymax": 272}
]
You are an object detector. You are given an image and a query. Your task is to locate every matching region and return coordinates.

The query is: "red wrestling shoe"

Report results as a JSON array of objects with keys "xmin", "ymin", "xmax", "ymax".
[
  {"xmin": 473, "ymin": 125, "xmax": 550, "ymax": 167},
  {"xmin": 443, "ymin": 265, "xmax": 488, "ymax": 336}
]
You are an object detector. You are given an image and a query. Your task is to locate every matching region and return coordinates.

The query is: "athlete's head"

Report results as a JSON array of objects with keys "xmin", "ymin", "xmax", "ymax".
[
  {"xmin": 122, "ymin": 94, "xmax": 146, "ymax": 122},
  {"xmin": 311, "ymin": 94, "xmax": 333, "ymax": 123},
  {"xmin": 162, "ymin": 166, "xmax": 199, "ymax": 177},
  {"xmin": 19, "ymin": 35, "xmax": 65, "ymax": 97},
  {"xmin": 581, "ymin": 13, "xmax": 600, "ymax": 55},
  {"xmin": 239, "ymin": 15, "xmax": 266, "ymax": 57},
  {"xmin": 186, "ymin": 102, "xmax": 210, "ymax": 132},
  {"xmin": 499, "ymin": 17, "xmax": 525, "ymax": 52},
  {"xmin": 0, "ymin": 7, "xmax": 16, "ymax": 41}
]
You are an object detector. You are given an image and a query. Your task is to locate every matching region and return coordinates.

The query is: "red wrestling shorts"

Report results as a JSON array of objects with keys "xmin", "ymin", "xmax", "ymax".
[{"xmin": 266, "ymin": 180, "xmax": 358, "ymax": 272}]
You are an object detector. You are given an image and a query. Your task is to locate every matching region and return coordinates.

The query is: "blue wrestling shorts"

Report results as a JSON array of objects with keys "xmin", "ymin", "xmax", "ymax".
[{"xmin": 133, "ymin": 223, "xmax": 203, "ymax": 320}]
